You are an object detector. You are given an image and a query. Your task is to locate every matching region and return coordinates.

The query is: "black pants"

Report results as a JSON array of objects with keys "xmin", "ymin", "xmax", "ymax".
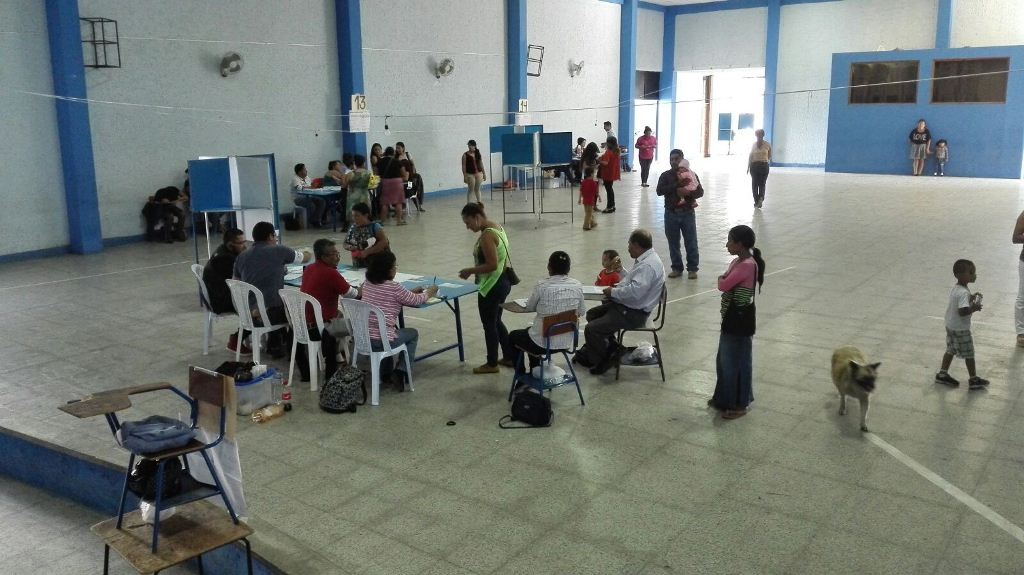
[
  {"xmin": 297, "ymin": 328, "xmax": 339, "ymax": 381},
  {"xmin": 582, "ymin": 301, "xmax": 649, "ymax": 365},
  {"xmin": 603, "ymin": 180, "xmax": 616, "ymax": 209},
  {"xmin": 750, "ymin": 162, "xmax": 769, "ymax": 203},
  {"xmin": 639, "ymin": 158, "xmax": 653, "ymax": 185},
  {"xmin": 478, "ymin": 272, "xmax": 513, "ymax": 365},
  {"xmin": 254, "ymin": 305, "xmax": 290, "ymax": 352},
  {"xmin": 509, "ymin": 328, "xmax": 547, "ymax": 369}
]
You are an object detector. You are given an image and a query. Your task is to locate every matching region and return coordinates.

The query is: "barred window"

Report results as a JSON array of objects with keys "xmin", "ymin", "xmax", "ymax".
[
  {"xmin": 932, "ymin": 58, "xmax": 1009, "ymax": 104},
  {"xmin": 849, "ymin": 61, "xmax": 919, "ymax": 104}
]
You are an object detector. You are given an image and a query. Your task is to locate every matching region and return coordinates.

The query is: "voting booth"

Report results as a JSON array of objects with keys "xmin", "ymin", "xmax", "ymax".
[
  {"xmin": 187, "ymin": 154, "xmax": 281, "ymax": 260},
  {"xmin": 490, "ymin": 128, "xmax": 574, "ymax": 222}
]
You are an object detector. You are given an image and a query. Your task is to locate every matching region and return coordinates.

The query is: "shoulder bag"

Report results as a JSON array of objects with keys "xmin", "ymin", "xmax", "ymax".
[
  {"xmin": 498, "ymin": 391, "xmax": 552, "ymax": 428},
  {"xmin": 721, "ymin": 262, "xmax": 757, "ymax": 337},
  {"xmin": 488, "ymin": 228, "xmax": 521, "ymax": 285}
]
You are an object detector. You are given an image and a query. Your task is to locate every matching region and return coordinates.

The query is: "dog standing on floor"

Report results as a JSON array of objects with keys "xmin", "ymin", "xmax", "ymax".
[{"xmin": 831, "ymin": 346, "xmax": 880, "ymax": 432}]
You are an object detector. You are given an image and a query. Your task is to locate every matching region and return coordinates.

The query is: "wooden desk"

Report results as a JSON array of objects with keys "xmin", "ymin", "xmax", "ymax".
[{"xmin": 93, "ymin": 501, "xmax": 253, "ymax": 574}]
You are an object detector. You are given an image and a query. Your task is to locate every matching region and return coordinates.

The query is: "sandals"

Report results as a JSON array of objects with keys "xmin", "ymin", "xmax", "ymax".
[{"xmin": 722, "ymin": 409, "xmax": 748, "ymax": 420}]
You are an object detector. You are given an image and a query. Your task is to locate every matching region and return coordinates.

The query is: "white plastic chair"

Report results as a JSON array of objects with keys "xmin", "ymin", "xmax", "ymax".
[
  {"xmin": 279, "ymin": 289, "xmax": 327, "ymax": 392},
  {"xmin": 225, "ymin": 279, "xmax": 288, "ymax": 364},
  {"xmin": 190, "ymin": 264, "xmax": 236, "ymax": 355},
  {"xmin": 340, "ymin": 299, "xmax": 414, "ymax": 406}
]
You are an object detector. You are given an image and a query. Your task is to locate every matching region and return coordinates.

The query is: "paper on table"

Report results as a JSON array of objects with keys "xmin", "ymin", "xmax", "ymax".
[
  {"xmin": 284, "ymin": 272, "xmax": 302, "ymax": 281},
  {"xmin": 512, "ymin": 298, "xmax": 529, "ymax": 308},
  {"xmin": 393, "ymin": 272, "xmax": 424, "ymax": 283},
  {"xmin": 438, "ymin": 282, "xmax": 463, "ymax": 289},
  {"xmin": 426, "ymin": 297, "xmax": 443, "ymax": 305},
  {"xmin": 581, "ymin": 285, "xmax": 605, "ymax": 295},
  {"xmin": 340, "ymin": 269, "xmax": 366, "ymax": 286}
]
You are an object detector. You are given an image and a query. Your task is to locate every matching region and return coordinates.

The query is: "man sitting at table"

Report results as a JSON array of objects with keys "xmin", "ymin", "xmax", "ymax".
[
  {"xmin": 291, "ymin": 163, "xmax": 326, "ymax": 228},
  {"xmin": 233, "ymin": 221, "xmax": 313, "ymax": 358},
  {"xmin": 203, "ymin": 228, "xmax": 251, "ymax": 355},
  {"xmin": 575, "ymin": 229, "xmax": 666, "ymax": 375},
  {"xmin": 506, "ymin": 251, "xmax": 587, "ymax": 370},
  {"xmin": 299, "ymin": 238, "xmax": 358, "ymax": 380}
]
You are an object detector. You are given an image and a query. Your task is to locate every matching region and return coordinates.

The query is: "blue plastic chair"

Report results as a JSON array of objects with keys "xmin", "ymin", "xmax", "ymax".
[{"xmin": 508, "ymin": 310, "xmax": 584, "ymax": 405}]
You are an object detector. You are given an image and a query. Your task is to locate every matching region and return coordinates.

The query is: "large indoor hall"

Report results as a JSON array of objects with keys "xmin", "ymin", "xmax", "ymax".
[{"xmin": 3, "ymin": 0, "xmax": 1024, "ymax": 574}]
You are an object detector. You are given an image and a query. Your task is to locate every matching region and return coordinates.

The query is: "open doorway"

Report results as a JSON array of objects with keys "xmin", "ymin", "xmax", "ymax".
[{"xmin": 676, "ymin": 67, "xmax": 765, "ymax": 161}]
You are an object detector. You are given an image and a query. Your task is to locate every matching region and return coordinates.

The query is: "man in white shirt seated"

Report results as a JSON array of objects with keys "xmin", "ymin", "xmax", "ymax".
[
  {"xmin": 575, "ymin": 229, "xmax": 666, "ymax": 375},
  {"xmin": 506, "ymin": 251, "xmax": 587, "ymax": 369},
  {"xmin": 290, "ymin": 163, "xmax": 326, "ymax": 228}
]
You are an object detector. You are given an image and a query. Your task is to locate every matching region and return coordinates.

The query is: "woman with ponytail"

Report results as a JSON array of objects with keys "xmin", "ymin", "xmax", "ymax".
[{"xmin": 710, "ymin": 225, "xmax": 765, "ymax": 419}]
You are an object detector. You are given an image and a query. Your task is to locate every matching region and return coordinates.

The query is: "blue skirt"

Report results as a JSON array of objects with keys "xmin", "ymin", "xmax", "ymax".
[{"xmin": 712, "ymin": 331, "xmax": 753, "ymax": 410}]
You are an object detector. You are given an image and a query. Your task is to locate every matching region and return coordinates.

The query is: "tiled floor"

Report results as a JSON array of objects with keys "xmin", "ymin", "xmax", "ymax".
[{"xmin": 3, "ymin": 159, "xmax": 1024, "ymax": 574}]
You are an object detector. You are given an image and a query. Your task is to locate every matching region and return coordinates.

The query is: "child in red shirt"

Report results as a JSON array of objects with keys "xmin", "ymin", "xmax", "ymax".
[
  {"xmin": 579, "ymin": 167, "xmax": 601, "ymax": 230},
  {"xmin": 595, "ymin": 249, "xmax": 623, "ymax": 287}
]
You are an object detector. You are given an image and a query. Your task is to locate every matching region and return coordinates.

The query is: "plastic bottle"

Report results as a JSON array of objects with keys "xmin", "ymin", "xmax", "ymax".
[
  {"xmin": 252, "ymin": 403, "xmax": 284, "ymax": 423},
  {"xmin": 269, "ymin": 370, "xmax": 282, "ymax": 406},
  {"xmin": 281, "ymin": 378, "xmax": 293, "ymax": 412}
]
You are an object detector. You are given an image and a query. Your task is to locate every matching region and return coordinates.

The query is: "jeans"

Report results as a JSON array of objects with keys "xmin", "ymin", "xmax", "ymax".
[
  {"xmin": 664, "ymin": 209, "xmax": 698, "ymax": 272},
  {"xmin": 370, "ymin": 327, "xmax": 418, "ymax": 376},
  {"xmin": 603, "ymin": 180, "xmax": 615, "ymax": 209},
  {"xmin": 465, "ymin": 173, "xmax": 483, "ymax": 204},
  {"xmin": 294, "ymin": 196, "xmax": 326, "ymax": 226},
  {"xmin": 1017, "ymin": 259, "xmax": 1024, "ymax": 336},
  {"xmin": 711, "ymin": 331, "xmax": 753, "ymax": 410},
  {"xmin": 639, "ymin": 158, "xmax": 653, "ymax": 185},
  {"xmin": 750, "ymin": 162, "xmax": 769, "ymax": 204},
  {"xmin": 478, "ymin": 272, "xmax": 513, "ymax": 365}
]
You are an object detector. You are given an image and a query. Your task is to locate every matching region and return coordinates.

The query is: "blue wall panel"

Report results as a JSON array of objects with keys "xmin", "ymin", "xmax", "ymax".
[{"xmin": 826, "ymin": 46, "xmax": 1024, "ymax": 179}]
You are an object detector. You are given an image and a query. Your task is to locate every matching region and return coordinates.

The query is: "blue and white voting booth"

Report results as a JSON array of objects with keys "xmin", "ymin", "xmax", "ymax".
[
  {"xmin": 493, "ymin": 129, "xmax": 574, "ymax": 222},
  {"xmin": 188, "ymin": 154, "xmax": 280, "ymax": 260}
]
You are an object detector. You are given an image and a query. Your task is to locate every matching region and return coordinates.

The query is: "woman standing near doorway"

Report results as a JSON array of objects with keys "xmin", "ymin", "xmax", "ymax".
[
  {"xmin": 748, "ymin": 129, "xmax": 772, "ymax": 208},
  {"xmin": 635, "ymin": 127, "xmax": 657, "ymax": 187}
]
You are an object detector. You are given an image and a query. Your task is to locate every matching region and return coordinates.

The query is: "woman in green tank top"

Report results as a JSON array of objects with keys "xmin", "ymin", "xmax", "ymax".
[{"xmin": 458, "ymin": 203, "xmax": 515, "ymax": 373}]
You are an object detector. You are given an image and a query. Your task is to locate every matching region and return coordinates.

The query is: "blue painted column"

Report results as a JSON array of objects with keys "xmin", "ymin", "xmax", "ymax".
[
  {"xmin": 935, "ymin": 0, "xmax": 953, "ymax": 49},
  {"xmin": 336, "ymin": 0, "xmax": 366, "ymax": 156},
  {"xmin": 619, "ymin": 0, "xmax": 638, "ymax": 152},
  {"xmin": 762, "ymin": 0, "xmax": 780, "ymax": 145},
  {"xmin": 506, "ymin": 0, "xmax": 527, "ymax": 124},
  {"xmin": 45, "ymin": 0, "xmax": 102, "ymax": 254},
  {"xmin": 660, "ymin": 11, "xmax": 676, "ymax": 150}
]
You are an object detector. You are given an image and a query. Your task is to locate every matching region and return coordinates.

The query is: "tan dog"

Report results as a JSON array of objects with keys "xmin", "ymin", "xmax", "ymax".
[{"xmin": 831, "ymin": 346, "xmax": 880, "ymax": 432}]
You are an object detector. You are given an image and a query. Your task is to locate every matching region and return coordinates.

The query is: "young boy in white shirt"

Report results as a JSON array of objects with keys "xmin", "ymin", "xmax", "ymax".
[{"xmin": 935, "ymin": 259, "xmax": 989, "ymax": 389}]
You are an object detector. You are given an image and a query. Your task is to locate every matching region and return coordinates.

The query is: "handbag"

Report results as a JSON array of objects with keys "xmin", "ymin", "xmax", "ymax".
[
  {"xmin": 127, "ymin": 457, "xmax": 186, "ymax": 501},
  {"xmin": 488, "ymin": 228, "xmax": 521, "ymax": 286},
  {"xmin": 499, "ymin": 391, "xmax": 552, "ymax": 428},
  {"xmin": 721, "ymin": 299, "xmax": 756, "ymax": 336},
  {"xmin": 319, "ymin": 366, "xmax": 367, "ymax": 413}
]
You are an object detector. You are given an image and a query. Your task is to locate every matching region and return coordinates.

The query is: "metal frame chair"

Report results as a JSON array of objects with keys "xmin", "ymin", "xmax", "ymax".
[
  {"xmin": 509, "ymin": 310, "xmax": 584, "ymax": 405},
  {"xmin": 190, "ymin": 264, "xmax": 236, "ymax": 355},
  {"xmin": 615, "ymin": 284, "xmax": 668, "ymax": 381},
  {"xmin": 225, "ymin": 279, "xmax": 288, "ymax": 364}
]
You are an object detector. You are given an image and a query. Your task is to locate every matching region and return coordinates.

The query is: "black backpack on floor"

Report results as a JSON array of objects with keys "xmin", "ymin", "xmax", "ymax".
[
  {"xmin": 499, "ymin": 391, "xmax": 553, "ymax": 429},
  {"xmin": 319, "ymin": 366, "xmax": 367, "ymax": 413}
]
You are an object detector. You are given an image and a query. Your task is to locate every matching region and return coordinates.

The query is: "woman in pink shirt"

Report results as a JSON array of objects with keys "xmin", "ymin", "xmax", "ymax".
[
  {"xmin": 359, "ymin": 251, "xmax": 438, "ymax": 389},
  {"xmin": 709, "ymin": 225, "xmax": 766, "ymax": 420},
  {"xmin": 634, "ymin": 126, "xmax": 657, "ymax": 187}
]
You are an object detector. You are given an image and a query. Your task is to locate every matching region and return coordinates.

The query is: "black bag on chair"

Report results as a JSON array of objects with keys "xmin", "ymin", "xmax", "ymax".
[
  {"xmin": 127, "ymin": 457, "xmax": 186, "ymax": 501},
  {"xmin": 499, "ymin": 392, "xmax": 552, "ymax": 428}
]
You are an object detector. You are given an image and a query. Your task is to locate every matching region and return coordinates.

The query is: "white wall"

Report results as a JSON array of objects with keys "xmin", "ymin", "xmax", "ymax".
[
  {"xmin": 637, "ymin": 8, "xmax": 663, "ymax": 72},
  {"xmin": 773, "ymin": 0, "xmax": 936, "ymax": 164},
  {"xmin": 528, "ymin": 0, "xmax": 621, "ymax": 147},
  {"xmin": 0, "ymin": 0, "xmax": 70, "ymax": 255},
  {"xmin": 952, "ymin": 0, "xmax": 1024, "ymax": 48},
  {"xmin": 675, "ymin": 8, "xmax": 767, "ymax": 71},
  {"xmin": 360, "ymin": 0, "xmax": 505, "ymax": 194},
  {"xmin": 79, "ymin": 0, "xmax": 342, "ymax": 238}
]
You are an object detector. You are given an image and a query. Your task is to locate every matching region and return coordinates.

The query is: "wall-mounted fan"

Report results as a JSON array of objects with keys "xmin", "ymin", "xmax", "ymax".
[
  {"xmin": 434, "ymin": 58, "xmax": 455, "ymax": 79},
  {"xmin": 220, "ymin": 52, "xmax": 243, "ymax": 77}
]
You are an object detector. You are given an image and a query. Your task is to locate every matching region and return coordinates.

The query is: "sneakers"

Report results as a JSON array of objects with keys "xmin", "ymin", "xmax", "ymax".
[
  {"xmin": 668, "ymin": 270, "xmax": 683, "ymax": 278},
  {"xmin": 226, "ymin": 334, "xmax": 252, "ymax": 357},
  {"xmin": 472, "ymin": 364, "xmax": 500, "ymax": 374},
  {"xmin": 687, "ymin": 271, "xmax": 698, "ymax": 280},
  {"xmin": 934, "ymin": 371, "xmax": 960, "ymax": 387},
  {"xmin": 968, "ymin": 376, "xmax": 990, "ymax": 390}
]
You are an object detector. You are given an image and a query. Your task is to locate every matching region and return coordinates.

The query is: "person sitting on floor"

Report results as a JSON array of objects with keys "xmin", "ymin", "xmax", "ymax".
[
  {"xmin": 203, "ymin": 228, "xmax": 251, "ymax": 355},
  {"xmin": 575, "ymin": 229, "xmax": 666, "ymax": 375},
  {"xmin": 233, "ymin": 221, "xmax": 312, "ymax": 358},
  {"xmin": 290, "ymin": 163, "xmax": 326, "ymax": 228},
  {"xmin": 506, "ymin": 251, "xmax": 587, "ymax": 370},
  {"xmin": 299, "ymin": 238, "xmax": 358, "ymax": 381}
]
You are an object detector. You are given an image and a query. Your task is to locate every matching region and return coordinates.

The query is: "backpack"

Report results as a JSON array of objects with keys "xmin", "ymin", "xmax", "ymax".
[
  {"xmin": 499, "ymin": 391, "xmax": 553, "ymax": 429},
  {"xmin": 127, "ymin": 457, "xmax": 186, "ymax": 501},
  {"xmin": 319, "ymin": 366, "xmax": 367, "ymax": 413}
]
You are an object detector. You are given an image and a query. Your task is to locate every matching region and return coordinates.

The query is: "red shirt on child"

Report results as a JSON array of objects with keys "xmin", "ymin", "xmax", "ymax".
[
  {"xmin": 580, "ymin": 179, "xmax": 599, "ymax": 206},
  {"xmin": 595, "ymin": 269, "xmax": 621, "ymax": 287}
]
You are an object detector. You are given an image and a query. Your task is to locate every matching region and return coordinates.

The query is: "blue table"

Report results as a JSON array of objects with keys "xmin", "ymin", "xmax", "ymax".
[
  {"xmin": 285, "ymin": 264, "xmax": 479, "ymax": 362},
  {"xmin": 295, "ymin": 187, "xmax": 344, "ymax": 232}
]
